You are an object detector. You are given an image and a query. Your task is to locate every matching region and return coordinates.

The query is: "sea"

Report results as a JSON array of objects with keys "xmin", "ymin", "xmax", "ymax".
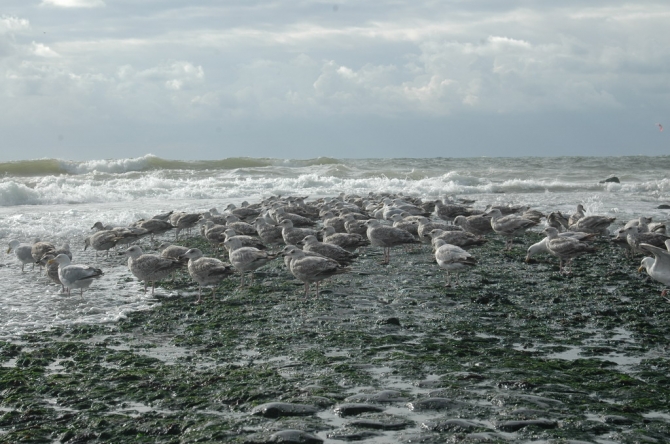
[{"xmin": 1, "ymin": 154, "xmax": 669, "ymax": 339}]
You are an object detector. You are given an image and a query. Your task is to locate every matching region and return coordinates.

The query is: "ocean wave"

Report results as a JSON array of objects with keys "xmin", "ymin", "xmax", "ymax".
[
  {"xmin": 0, "ymin": 181, "xmax": 42, "ymax": 206},
  {"xmin": 1, "ymin": 155, "xmax": 348, "ymax": 177}
]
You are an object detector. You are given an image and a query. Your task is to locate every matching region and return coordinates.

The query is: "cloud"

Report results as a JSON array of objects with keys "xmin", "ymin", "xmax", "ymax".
[
  {"xmin": 1, "ymin": 1, "xmax": 670, "ymax": 157},
  {"xmin": 41, "ymin": 0, "xmax": 105, "ymax": 7},
  {"xmin": 0, "ymin": 15, "xmax": 30, "ymax": 34},
  {"xmin": 31, "ymin": 42, "xmax": 60, "ymax": 58}
]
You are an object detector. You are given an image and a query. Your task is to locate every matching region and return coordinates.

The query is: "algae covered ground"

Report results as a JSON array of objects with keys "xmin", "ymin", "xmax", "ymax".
[{"xmin": 1, "ymin": 234, "xmax": 669, "ymax": 443}]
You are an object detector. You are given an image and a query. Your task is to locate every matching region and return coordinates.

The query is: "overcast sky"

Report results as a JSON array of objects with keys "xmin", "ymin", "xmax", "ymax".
[{"xmin": 1, "ymin": 0, "xmax": 669, "ymax": 160}]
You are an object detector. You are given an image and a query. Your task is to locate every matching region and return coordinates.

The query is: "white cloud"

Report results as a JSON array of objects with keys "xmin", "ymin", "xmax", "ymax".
[
  {"xmin": 31, "ymin": 42, "xmax": 60, "ymax": 58},
  {"xmin": 41, "ymin": 0, "xmax": 105, "ymax": 8},
  {"xmin": 0, "ymin": 15, "xmax": 30, "ymax": 34}
]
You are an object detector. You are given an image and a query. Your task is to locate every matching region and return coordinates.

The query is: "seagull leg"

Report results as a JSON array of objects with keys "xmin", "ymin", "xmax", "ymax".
[
  {"xmin": 304, "ymin": 282, "xmax": 309, "ymax": 297},
  {"xmin": 315, "ymin": 281, "xmax": 320, "ymax": 298},
  {"xmin": 445, "ymin": 272, "xmax": 451, "ymax": 287}
]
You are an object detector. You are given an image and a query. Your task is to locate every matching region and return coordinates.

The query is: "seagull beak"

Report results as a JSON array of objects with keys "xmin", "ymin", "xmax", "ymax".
[
  {"xmin": 47, "ymin": 259, "xmax": 55, "ymax": 265},
  {"xmin": 637, "ymin": 266, "xmax": 645, "ymax": 273},
  {"xmin": 6, "ymin": 248, "xmax": 11, "ymax": 254}
]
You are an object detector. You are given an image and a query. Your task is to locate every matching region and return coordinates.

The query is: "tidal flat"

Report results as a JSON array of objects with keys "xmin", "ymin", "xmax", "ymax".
[{"xmin": 1, "ymin": 234, "xmax": 669, "ymax": 443}]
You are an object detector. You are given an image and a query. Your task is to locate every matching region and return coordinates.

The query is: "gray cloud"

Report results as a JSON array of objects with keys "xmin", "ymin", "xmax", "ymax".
[{"xmin": 0, "ymin": 1, "xmax": 669, "ymax": 159}]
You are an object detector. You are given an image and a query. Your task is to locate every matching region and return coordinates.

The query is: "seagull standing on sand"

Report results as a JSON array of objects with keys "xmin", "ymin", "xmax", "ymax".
[
  {"xmin": 222, "ymin": 237, "xmax": 277, "ymax": 287},
  {"xmin": 278, "ymin": 219, "xmax": 319, "ymax": 246},
  {"xmin": 525, "ymin": 231, "xmax": 596, "ymax": 262},
  {"xmin": 322, "ymin": 225, "xmax": 369, "ymax": 252},
  {"xmin": 179, "ymin": 248, "xmax": 234, "ymax": 303},
  {"xmin": 365, "ymin": 219, "xmax": 419, "ymax": 264},
  {"xmin": 282, "ymin": 245, "xmax": 348, "ymax": 297},
  {"xmin": 487, "ymin": 209, "xmax": 537, "ymax": 251},
  {"xmin": 453, "ymin": 214, "xmax": 493, "ymax": 236},
  {"xmin": 543, "ymin": 227, "xmax": 596, "ymax": 274},
  {"xmin": 299, "ymin": 235, "xmax": 358, "ymax": 266},
  {"xmin": 125, "ymin": 246, "xmax": 183, "ymax": 295},
  {"xmin": 638, "ymin": 243, "xmax": 670, "ymax": 296},
  {"xmin": 433, "ymin": 239, "xmax": 476, "ymax": 287},
  {"xmin": 568, "ymin": 213, "xmax": 615, "ymax": 235}
]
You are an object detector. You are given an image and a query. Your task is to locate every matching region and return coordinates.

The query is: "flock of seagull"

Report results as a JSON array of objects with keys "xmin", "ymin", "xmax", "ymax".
[{"xmin": 6, "ymin": 195, "xmax": 670, "ymax": 302}]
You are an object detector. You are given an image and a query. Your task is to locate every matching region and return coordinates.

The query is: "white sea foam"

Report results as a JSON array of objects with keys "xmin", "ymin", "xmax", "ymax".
[{"xmin": 59, "ymin": 154, "xmax": 155, "ymax": 175}]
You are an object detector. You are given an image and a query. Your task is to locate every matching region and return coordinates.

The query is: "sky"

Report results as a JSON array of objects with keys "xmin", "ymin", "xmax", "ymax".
[{"xmin": 1, "ymin": 0, "xmax": 669, "ymax": 160}]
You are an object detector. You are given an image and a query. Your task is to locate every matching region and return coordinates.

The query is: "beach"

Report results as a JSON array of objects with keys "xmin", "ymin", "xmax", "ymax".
[
  {"xmin": 1, "ymin": 156, "xmax": 670, "ymax": 442},
  {"xmin": 1, "ymin": 231, "xmax": 669, "ymax": 443}
]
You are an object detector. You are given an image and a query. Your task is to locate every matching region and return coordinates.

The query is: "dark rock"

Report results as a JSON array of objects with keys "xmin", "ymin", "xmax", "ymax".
[
  {"xmin": 252, "ymin": 402, "xmax": 320, "ymax": 418},
  {"xmin": 377, "ymin": 317, "xmax": 401, "ymax": 326},
  {"xmin": 657, "ymin": 204, "xmax": 670, "ymax": 209},
  {"xmin": 407, "ymin": 397, "xmax": 465, "ymax": 411},
  {"xmin": 348, "ymin": 419, "xmax": 410, "ymax": 430},
  {"xmin": 497, "ymin": 419, "xmax": 558, "ymax": 432},
  {"xmin": 333, "ymin": 403, "xmax": 385, "ymax": 416},
  {"xmin": 599, "ymin": 176, "xmax": 620, "ymax": 184},
  {"xmin": 269, "ymin": 430, "xmax": 323, "ymax": 444},
  {"xmin": 326, "ymin": 430, "xmax": 381, "ymax": 441}
]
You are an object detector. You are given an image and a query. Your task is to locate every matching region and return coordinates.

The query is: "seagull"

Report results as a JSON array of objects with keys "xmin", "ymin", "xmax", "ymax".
[
  {"xmin": 428, "ymin": 229, "xmax": 487, "ymax": 250},
  {"xmin": 125, "ymin": 246, "xmax": 183, "ymax": 295},
  {"xmin": 365, "ymin": 219, "xmax": 419, "ymax": 264},
  {"xmin": 7, "ymin": 240, "xmax": 34, "ymax": 272},
  {"xmin": 31, "ymin": 240, "xmax": 55, "ymax": 273},
  {"xmin": 525, "ymin": 231, "xmax": 596, "ymax": 262},
  {"xmin": 322, "ymin": 225, "xmax": 369, "ymax": 252},
  {"xmin": 222, "ymin": 237, "xmax": 277, "ymax": 287},
  {"xmin": 281, "ymin": 245, "xmax": 348, "ymax": 297},
  {"xmin": 568, "ymin": 204, "xmax": 586, "ymax": 226},
  {"xmin": 278, "ymin": 219, "xmax": 319, "ymax": 246},
  {"xmin": 179, "ymin": 248, "xmax": 234, "ymax": 303},
  {"xmin": 299, "ymin": 235, "xmax": 358, "ymax": 266},
  {"xmin": 638, "ymin": 243, "xmax": 670, "ymax": 296},
  {"xmin": 84, "ymin": 231, "xmax": 122, "ymax": 258},
  {"xmin": 619, "ymin": 225, "xmax": 670, "ymax": 257},
  {"xmin": 254, "ymin": 218, "xmax": 284, "ymax": 247},
  {"xmin": 49, "ymin": 254, "xmax": 104, "ymax": 296},
  {"xmin": 568, "ymin": 213, "xmax": 616, "ymax": 235},
  {"xmin": 543, "ymin": 227, "xmax": 596, "ymax": 274},
  {"xmin": 433, "ymin": 239, "xmax": 477, "ymax": 287},
  {"xmin": 546, "ymin": 212, "xmax": 570, "ymax": 232},
  {"xmin": 487, "ymin": 209, "xmax": 538, "ymax": 250},
  {"xmin": 40, "ymin": 253, "xmax": 65, "ymax": 292},
  {"xmin": 453, "ymin": 214, "xmax": 494, "ymax": 236}
]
